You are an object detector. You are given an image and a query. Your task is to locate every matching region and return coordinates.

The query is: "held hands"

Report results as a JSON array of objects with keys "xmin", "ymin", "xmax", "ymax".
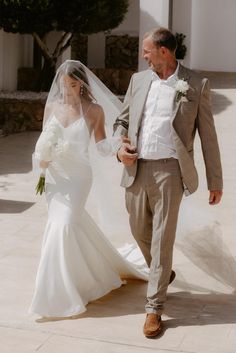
[
  {"xmin": 117, "ymin": 137, "xmax": 138, "ymax": 166},
  {"xmin": 209, "ymin": 190, "xmax": 223, "ymax": 205}
]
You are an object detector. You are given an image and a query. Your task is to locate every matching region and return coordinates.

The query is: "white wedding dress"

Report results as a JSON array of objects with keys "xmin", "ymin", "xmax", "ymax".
[{"xmin": 29, "ymin": 115, "xmax": 148, "ymax": 318}]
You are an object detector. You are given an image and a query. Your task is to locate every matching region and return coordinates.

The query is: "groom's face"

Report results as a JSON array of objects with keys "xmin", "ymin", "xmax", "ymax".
[{"xmin": 142, "ymin": 37, "xmax": 165, "ymax": 72}]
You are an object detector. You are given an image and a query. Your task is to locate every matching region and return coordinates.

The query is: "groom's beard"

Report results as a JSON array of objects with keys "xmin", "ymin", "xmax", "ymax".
[{"xmin": 146, "ymin": 60, "xmax": 158, "ymax": 73}]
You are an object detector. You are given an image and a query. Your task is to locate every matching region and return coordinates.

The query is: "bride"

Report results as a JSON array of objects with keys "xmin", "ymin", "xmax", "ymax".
[{"xmin": 29, "ymin": 60, "xmax": 149, "ymax": 318}]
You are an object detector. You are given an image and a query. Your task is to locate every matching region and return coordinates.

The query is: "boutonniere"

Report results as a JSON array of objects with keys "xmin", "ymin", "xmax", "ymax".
[{"xmin": 175, "ymin": 79, "xmax": 189, "ymax": 102}]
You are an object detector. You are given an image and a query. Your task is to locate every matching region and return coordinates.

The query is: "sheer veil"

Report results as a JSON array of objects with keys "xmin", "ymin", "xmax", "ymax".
[
  {"xmin": 42, "ymin": 60, "xmax": 122, "ymax": 129},
  {"xmin": 33, "ymin": 59, "xmax": 132, "ymax": 244}
]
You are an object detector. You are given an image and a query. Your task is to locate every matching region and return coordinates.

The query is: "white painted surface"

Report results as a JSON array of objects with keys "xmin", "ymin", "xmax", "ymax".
[
  {"xmin": 138, "ymin": 0, "xmax": 170, "ymax": 70},
  {"xmin": 0, "ymin": 31, "xmax": 33, "ymax": 91},
  {"xmin": 191, "ymin": 0, "xmax": 236, "ymax": 71},
  {"xmin": 172, "ymin": 0, "xmax": 192, "ymax": 68},
  {"xmin": 172, "ymin": 0, "xmax": 236, "ymax": 71}
]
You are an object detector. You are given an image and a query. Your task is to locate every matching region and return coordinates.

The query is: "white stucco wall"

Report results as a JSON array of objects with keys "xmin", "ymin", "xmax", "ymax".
[
  {"xmin": 138, "ymin": 0, "xmax": 170, "ymax": 70},
  {"xmin": 191, "ymin": 0, "xmax": 236, "ymax": 71},
  {"xmin": 171, "ymin": 0, "xmax": 192, "ymax": 68},
  {"xmin": 172, "ymin": 0, "xmax": 236, "ymax": 71},
  {"xmin": 0, "ymin": 31, "xmax": 33, "ymax": 91}
]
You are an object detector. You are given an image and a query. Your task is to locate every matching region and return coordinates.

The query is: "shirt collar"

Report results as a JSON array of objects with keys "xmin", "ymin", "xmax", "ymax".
[{"xmin": 151, "ymin": 61, "xmax": 180, "ymax": 82}]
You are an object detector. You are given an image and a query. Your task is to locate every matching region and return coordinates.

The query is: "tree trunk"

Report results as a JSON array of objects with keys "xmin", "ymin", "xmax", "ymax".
[
  {"xmin": 32, "ymin": 31, "xmax": 73, "ymax": 91},
  {"xmin": 39, "ymin": 58, "xmax": 57, "ymax": 91},
  {"xmin": 33, "ymin": 39, "xmax": 42, "ymax": 70}
]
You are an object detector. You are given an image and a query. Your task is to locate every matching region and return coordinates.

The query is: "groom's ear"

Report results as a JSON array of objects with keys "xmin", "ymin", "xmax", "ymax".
[
  {"xmin": 160, "ymin": 46, "xmax": 169, "ymax": 56},
  {"xmin": 159, "ymin": 46, "xmax": 175, "ymax": 59}
]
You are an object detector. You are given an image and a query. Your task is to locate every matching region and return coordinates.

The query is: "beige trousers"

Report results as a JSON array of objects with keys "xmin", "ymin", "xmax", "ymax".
[{"xmin": 125, "ymin": 158, "xmax": 183, "ymax": 315}]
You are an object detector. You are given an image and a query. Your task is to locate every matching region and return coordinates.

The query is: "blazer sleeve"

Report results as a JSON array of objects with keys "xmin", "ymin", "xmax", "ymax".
[
  {"xmin": 196, "ymin": 78, "xmax": 223, "ymax": 190},
  {"xmin": 113, "ymin": 75, "xmax": 133, "ymax": 137}
]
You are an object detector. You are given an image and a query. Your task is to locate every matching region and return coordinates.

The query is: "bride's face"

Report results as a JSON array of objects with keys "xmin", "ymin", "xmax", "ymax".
[{"xmin": 63, "ymin": 75, "xmax": 82, "ymax": 98}]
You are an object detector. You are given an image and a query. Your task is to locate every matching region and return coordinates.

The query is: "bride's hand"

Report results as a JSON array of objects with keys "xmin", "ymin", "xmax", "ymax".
[{"xmin": 40, "ymin": 160, "xmax": 50, "ymax": 169}]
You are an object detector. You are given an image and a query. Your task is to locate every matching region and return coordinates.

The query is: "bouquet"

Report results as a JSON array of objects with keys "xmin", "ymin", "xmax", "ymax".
[
  {"xmin": 35, "ymin": 169, "xmax": 46, "ymax": 195},
  {"xmin": 34, "ymin": 121, "xmax": 61, "ymax": 162},
  {"xmin": 34, "ymin": 121, "xmax": 70, "ymax": 195}
]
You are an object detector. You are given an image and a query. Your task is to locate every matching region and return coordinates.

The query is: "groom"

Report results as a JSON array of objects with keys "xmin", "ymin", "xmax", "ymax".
[{"xmin": 113, "ymin": 27, "xmax": 223, "ymax": 337}]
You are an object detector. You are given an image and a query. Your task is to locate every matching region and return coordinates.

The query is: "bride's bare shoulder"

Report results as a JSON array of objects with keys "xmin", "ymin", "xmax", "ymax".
[
  {"xmin": 86, "ymin": 102, "xmax": 104, "ymax": 124},
  {"xmin": 88, "ymin": 102, "xmax": 104, "ymax": 116}
]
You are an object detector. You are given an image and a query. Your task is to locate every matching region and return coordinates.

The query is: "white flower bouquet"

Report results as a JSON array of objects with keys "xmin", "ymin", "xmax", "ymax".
[
  {"xmin": 34, "ymin": 121, "xmax": 61, "ymax": 162},
  {"xmin": 34, "ymin": 121, "xmax": 70, "ymax": 195}
]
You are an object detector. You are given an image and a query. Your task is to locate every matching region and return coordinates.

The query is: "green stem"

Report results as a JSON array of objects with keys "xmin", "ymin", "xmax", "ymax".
[{"xmin": 35, "ymin": 175, "xmax": 46, "ymax": 195}]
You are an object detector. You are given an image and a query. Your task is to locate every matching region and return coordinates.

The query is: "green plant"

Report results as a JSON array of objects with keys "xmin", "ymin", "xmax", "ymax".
[{"xmin": 175, "ymin": 33, "xmax": 187, "ymax": 60}]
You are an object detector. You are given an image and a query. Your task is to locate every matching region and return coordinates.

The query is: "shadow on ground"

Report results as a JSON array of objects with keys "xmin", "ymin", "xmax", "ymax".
[
  {"xmin": 37, "ymin": 227, "xmax": 236, "ymax": 332},
  {"xmin": 211, "ymin": 90, "xmax": 233, "ymax": 115},
  {"xmin": 0, "ymin": 199, "xmax": 35, "ymax": 213},
  {"xmin": 0, "ymin": 131, "xmax": 39, "ymax": 175}
]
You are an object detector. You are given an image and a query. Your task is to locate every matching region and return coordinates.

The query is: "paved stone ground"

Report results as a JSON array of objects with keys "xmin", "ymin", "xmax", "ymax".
[{"xmin": 0, "ymin": 74, "xmax": 236, "ymax": 353}]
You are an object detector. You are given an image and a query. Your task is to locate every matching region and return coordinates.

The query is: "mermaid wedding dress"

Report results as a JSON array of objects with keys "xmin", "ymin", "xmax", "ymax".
[{"xmin": 29, "ymin": 114, "xmax": 148, "ymax": 318}]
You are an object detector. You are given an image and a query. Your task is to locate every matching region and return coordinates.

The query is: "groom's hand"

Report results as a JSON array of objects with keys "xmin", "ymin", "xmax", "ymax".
[
  {"xmin": 117, "ymin": 142, "xmax": 138, "ymax": 166},
  {"xmin": 209, "ymin": 190, "xmax": 223, "ymax": 205}
]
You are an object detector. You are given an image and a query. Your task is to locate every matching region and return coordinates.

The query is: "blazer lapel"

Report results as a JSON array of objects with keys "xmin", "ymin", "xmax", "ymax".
[
  {"xmin": 172, "ymin": 64, "xmax": 191, "ymax": 122},
  {"xmin": 178, "ymin": 64, "xmax": 190, "ymax": 80},
  {"xmin": 134, "ymin": 70, "xmax": 152, "ymax": 128}
]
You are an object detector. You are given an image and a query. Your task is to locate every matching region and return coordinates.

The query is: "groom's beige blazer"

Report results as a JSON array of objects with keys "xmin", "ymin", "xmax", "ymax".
[{"xmin": 114, "ymin": 64, "xmax": 223, "ymax": 195}]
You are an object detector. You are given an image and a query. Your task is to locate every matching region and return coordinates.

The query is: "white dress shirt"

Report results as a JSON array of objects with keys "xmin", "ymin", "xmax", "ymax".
[{"xmin": 138, "ymin": 64, "xmax": 179, "ymax": 160}]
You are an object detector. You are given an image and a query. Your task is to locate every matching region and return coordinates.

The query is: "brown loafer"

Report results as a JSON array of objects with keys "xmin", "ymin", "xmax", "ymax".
[{"xmin": 143, "ymin": 313, "xmax": 162, "ymax": 338}]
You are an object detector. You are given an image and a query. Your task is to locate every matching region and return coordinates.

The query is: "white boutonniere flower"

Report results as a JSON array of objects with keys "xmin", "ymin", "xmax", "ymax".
[{"xmin": 175, "ymin": 79, "xmax": 189, "ymax": 102}]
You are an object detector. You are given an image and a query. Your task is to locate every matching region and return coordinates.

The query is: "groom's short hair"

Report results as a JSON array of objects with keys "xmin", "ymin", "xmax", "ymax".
[{"xmin": 144, "ymin": 27, "xmax": 177, "ymax": 52}]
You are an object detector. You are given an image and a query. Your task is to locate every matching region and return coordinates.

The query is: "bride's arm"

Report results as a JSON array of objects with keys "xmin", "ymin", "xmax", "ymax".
[
  {"xmin": 92, "ymin": 105, "xmax": 106, "ymax": 143},
  {"xmin": 90, "ymin": 104, "xmax": 121, "ymax": 156}
]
